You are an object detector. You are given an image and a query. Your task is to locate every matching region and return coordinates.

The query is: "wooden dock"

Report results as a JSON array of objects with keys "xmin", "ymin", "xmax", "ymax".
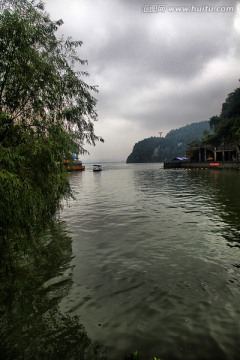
[{"xmin": 163, "ymin": 161, "xmax": 240, "ymax": 170}]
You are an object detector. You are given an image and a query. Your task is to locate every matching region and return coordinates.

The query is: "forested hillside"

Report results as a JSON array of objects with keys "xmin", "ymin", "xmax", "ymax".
[
  {"xmin": 207, "ymin": 86, "xmax": 240, "ymax": 145},
  {"xmin": 126, "ymin": 121, "xmax": 210, "ymax": 163}
]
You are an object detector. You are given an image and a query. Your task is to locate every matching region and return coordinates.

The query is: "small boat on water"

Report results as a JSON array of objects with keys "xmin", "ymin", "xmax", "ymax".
[
  {"xmin": 64, "ymin": 155, "xmax": 85, "ymax": 172},
  {"xmin": 93, "ymin": 164, "xmax": 102, "ymax": 172}
]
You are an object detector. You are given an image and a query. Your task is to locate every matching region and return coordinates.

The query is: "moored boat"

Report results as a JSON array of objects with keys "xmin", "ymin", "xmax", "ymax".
[{"xmin": 64, "ymin": 155, "xmax": 85, "ymax": 171}]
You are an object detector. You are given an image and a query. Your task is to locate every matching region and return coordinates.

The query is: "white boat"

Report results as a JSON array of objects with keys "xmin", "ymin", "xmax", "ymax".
[{"xmin": 93, "ymin": 164, "xmax": 102, "ymax": 172}]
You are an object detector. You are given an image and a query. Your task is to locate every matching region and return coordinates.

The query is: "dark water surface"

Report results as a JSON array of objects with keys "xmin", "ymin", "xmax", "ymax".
[{"xmin": 59, "ymin": 163, "xmax": 240, "ymax": 359}]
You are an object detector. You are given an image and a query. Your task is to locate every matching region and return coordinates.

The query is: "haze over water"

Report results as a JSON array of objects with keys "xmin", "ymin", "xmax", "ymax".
[{"xmin": 60, "ymin": 163, "xmax": 240, "ymax": 360}]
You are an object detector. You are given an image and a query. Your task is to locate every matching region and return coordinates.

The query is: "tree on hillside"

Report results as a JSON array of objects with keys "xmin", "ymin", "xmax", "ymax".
[
  {"xmin": 0, "ymin": 0, "xmax": 103, "ymax": 270},
  {"xmin": 220, "ymin": 88, "xmax": 240, "ymax": 119},
  {"xmin": 208, "ymin": 86, "xmax": 240, "ymax": 145}
]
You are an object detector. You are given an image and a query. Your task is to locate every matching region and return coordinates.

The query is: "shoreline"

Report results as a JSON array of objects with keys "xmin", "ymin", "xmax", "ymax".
[{"xmin": 164, "ymin": 161, "xmax": 240, "ymax": 170}]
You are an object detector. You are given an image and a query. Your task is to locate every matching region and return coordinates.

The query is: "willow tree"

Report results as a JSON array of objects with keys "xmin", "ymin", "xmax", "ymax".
[{"xmin": 0, "ymin": 0, "xmax": 103, "ymax": 270}]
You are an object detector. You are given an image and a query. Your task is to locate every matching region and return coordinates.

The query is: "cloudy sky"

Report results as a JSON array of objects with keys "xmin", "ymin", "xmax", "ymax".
[{"xmin": 44, "ymin": 0, "xmax": 240, "ymax": 162}]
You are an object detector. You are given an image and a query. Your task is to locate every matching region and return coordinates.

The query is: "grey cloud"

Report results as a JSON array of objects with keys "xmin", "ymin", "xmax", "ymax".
[
  {"xmin": 44, "ymin": 0, "xmax": 240, "ymax": 161},
  {"xmin": 92, "ymin": 15, "xmax": 235, "ymax": 77}
]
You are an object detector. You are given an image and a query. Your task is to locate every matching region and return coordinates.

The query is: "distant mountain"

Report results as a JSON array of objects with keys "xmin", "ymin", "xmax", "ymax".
[{"xmin": 126, "ymin": 121, "xmax": 210, "ymax": 163}]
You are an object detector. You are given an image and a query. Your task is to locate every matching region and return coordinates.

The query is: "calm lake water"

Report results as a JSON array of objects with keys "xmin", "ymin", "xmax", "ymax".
[{"xmin": 59, "ymin": 163, "xmax": 240, "ymax": 360}]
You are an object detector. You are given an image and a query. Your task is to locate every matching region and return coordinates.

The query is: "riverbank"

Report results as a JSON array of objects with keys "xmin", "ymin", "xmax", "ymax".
[{"xmin": 164, "ymin": 161, "xmax": 240, "ymax": 170}]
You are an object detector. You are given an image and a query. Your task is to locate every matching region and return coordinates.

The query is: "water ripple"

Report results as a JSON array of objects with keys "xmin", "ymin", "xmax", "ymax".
[{"xmin": 60, "ymin": 163, "xmax": 240, "ymax": 360}]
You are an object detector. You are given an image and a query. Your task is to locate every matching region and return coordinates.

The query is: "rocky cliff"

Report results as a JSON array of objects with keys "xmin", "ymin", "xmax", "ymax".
[{"xmin": 126, "ymin": 121, "xmax": 210, "ymax": 163}]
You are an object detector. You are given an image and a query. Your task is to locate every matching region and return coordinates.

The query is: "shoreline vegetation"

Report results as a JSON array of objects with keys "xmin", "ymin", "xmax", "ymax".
[
  {"xmin": 0, "ymin": 0, "xmax": 103, "ymax": 275},
  {"xmin": 0, "ymin": 0, "xmax": 106, "ymax": 271}
]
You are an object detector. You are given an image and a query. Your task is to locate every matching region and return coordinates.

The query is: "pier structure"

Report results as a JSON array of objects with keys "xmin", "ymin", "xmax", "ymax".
[
  {"xmin": 164, "ymin": 161, "xmax": 240, "ymax": 170},
  {"xmin": 164, "ymin": 144, "xmax": 240, "ymax": 170}
]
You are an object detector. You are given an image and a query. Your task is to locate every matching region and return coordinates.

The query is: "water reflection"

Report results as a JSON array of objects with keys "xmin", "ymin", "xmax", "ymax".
[
  {"xmin": 0, "ymin": 221, "xmax": 106, "ymax": 360},
  {"xmin": 185, "ymin": 169, "xmax": 240, "ymax": 249},
  {"xmin": 135, "ymin": 168, "xmax": 240, "ymax": 248}
]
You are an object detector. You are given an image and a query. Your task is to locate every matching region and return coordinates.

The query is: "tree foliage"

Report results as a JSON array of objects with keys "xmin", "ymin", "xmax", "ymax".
[
  {"xmin": 0, "ymin": 0, "xmax": 102, "ymax": 270},
  {"xmin": 208, "ymin": 86, "xmax": 240, "ymax": 145},
  {"xmin": 0, "ymin": 0, "xmax": 102, "ymax": 151}
]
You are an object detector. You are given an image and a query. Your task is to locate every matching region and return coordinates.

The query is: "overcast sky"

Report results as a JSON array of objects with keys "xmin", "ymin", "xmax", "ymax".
[{"xmin": 44, "ymin": 0, "xmax": 240, "ymax": 162}]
